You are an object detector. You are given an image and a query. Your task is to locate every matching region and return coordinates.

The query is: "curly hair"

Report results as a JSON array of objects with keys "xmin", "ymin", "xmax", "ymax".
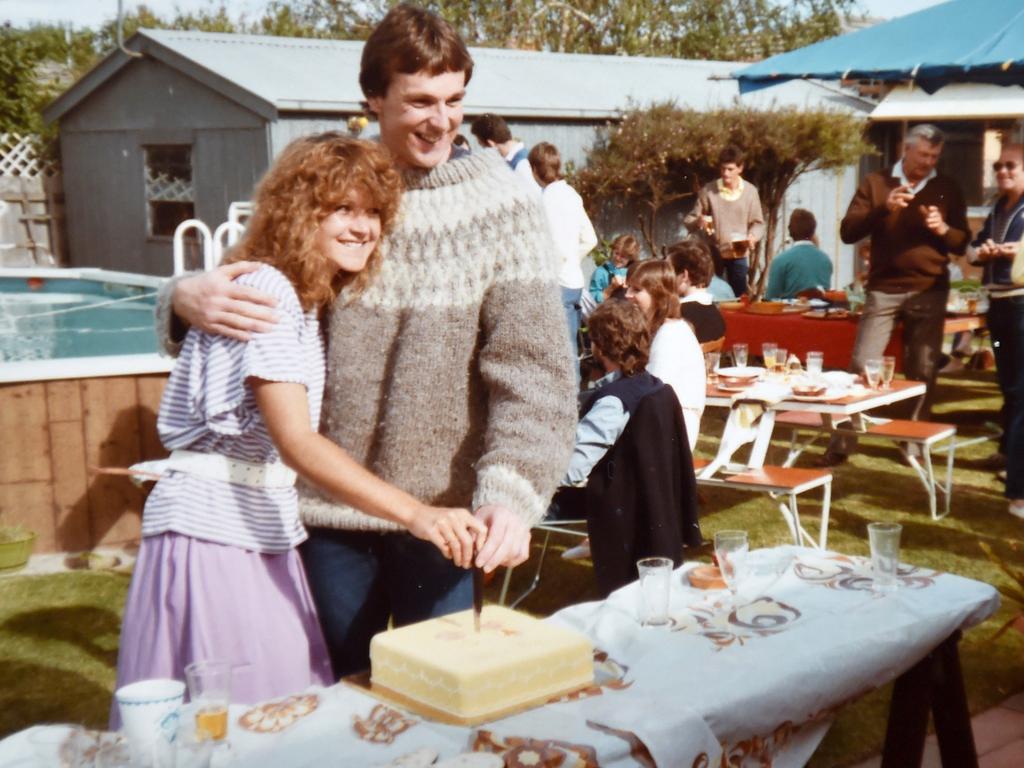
[
  {"xmin": 626, "ymin": 259, "xmax": 681, "ymax": 334},
  {"xmin": 665, "ymin": 240, "xmax": 713, "ymax": 289},
  {"xmin": 225, "ymin": 133, "xmax": 403, "ymax": 312},
  {"xmin": 587, "ymin": 299, "xmax": 650, "ymax": 377}
]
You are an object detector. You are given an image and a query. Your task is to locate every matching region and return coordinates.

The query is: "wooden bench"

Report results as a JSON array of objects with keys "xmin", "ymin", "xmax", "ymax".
[
  {"xmin": 772, "ymin": 412, "xmax": 956, "ymax": 520},
  {"xmin": 862, "ymin": 419, "xmax": 956, "ymax": 520},
  {"xmin": 694, "ymin": 458, "xmax": 832, "ymax": 548}
]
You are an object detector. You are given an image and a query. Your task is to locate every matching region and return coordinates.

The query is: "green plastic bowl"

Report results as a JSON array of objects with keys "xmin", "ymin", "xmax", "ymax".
[{"xmin": 0, "ymin": 530, "xmax": 36, "ymax": 571}]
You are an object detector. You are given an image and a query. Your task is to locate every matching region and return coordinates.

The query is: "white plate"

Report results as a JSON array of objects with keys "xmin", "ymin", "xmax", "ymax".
[{"xmin": 717, "ymin": 366, "xmax": 766, "ymax": 378}]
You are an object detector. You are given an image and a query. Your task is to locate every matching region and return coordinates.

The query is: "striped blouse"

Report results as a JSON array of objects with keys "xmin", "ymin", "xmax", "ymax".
[{"xmin": 143, "ymin": 265, "xmax": 325, "ymax": 553}]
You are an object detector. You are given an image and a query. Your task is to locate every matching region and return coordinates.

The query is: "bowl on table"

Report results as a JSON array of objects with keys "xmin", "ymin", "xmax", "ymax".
[
  {"xmin": 716, "ymin": 366, "xmax": 764, "ymax": 389},
  {"xmin": 791, "ymin": 383, "xmax": 827, "ymax": 398}
]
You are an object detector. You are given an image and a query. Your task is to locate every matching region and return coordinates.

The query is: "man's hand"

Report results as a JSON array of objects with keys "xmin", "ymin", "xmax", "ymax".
[
  {"xmin": 408, "ymin": 505, "xmax": 487, "ymax": 569},
  {"xmin": 920, "ymin": 205, "xmax": 950, "ymax": 237},
  {"xmin": 996, "ymin": 240, "xmax": 1020, "ymax": 259},
  {"xmin": 746, "ymin": 234, "xmax": 757, "ymax": 252},
  {"xmin": 886, "ymin": 184, "xmax": 915, "ymax": 212},
  {"xmin": 473, "ymin": 505, "xmax": 531, "ymax": 573},
  {"xmin": 172, "ymin": 261, "xmax": 279, "ymax": 341}
]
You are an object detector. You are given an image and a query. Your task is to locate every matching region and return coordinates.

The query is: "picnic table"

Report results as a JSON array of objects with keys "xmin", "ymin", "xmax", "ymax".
[{"xmin": 0, "ymin": 549, "xmax": 998, "ymax": 767}]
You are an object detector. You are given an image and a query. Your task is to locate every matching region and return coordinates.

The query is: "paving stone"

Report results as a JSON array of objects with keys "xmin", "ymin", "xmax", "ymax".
[
  {"xmin": 971, "ymin": 706, "xmax": 1024, "ymax": 756},
  {"xmin": 979, "ymin": 738, "xmax": 1024, "ymax": 768}
]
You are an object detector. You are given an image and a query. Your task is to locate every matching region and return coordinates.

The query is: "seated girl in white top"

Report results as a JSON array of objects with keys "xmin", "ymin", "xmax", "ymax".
[{"xmin": 625, "ymin": 260, "xmax": 706, "ymax": 449}]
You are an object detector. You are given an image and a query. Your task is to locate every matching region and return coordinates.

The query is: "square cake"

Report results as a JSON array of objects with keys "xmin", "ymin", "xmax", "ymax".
[{"xmin": 370, "ymin": 605, "xmax": 593, "ymax": 722}]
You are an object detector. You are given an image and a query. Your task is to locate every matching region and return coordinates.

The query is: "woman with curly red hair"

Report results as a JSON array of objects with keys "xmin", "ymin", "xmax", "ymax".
[
  {"xmin": 625, "ymin": 260, "xmax": 706, "ymax": 449},
  {"xmin": 112, "ymin": 133, "xmax": 485, "ymax": 720}
]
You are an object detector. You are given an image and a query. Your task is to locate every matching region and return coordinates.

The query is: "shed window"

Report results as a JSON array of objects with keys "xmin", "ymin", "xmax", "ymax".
[{"xmin": 144, "ymin": 145, "xmax": 194, "ymax": 237}]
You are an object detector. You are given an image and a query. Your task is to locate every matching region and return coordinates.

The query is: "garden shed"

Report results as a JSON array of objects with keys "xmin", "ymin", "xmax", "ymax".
[{"xmin": 44, "ymin": 28, "xmax": 871, "ymax": 279}]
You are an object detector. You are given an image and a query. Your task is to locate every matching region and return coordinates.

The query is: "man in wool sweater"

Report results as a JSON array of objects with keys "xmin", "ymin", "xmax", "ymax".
[
  {"xmin": 156, "ymin": 4, "xmax": 577, "ymax": 675},
  {"xmin": 824, "ymin": 123, "xmax": 968, "ymax": 465}
]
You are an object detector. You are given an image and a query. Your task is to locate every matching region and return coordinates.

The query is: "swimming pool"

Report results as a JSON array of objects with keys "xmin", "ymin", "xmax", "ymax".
[{"xmin": 0, "ymin": 268, "xmax": 174, "ymax": 383}]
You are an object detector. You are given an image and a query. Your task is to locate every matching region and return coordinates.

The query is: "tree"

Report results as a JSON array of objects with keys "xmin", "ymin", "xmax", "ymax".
[
  {"xmin": 278, "ymin": 0, "xmax": 857, "ymax": 55},
  {"xmin": 574, "ymin": 102, "xmax": 873, "ymax": 296}
]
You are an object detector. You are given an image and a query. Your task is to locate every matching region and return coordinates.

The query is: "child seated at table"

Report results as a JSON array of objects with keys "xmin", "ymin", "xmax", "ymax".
[{"xmin": 552, "ymin": 299, "xmax": 661, "ymax": 519}]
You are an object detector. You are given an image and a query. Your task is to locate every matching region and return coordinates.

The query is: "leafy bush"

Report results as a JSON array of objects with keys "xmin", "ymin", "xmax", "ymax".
[{"xmin": 575, "ymin": 102, "xmax": 873, "ymax": 295}]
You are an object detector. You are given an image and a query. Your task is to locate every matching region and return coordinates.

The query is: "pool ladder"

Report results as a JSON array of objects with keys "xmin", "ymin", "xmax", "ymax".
[{"xmin": 172, "ymin": 202, "xmax": 252, "ymax": 275}]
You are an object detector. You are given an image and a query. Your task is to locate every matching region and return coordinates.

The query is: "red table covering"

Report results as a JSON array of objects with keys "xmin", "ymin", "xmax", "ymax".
[{"xmin": 721, "ymin": 309, "xmax": 902, "ymax": 371}]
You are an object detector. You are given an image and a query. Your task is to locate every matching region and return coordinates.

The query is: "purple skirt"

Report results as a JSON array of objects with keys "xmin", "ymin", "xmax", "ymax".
[{"xmin": 111, "ymin": 532, "xmax": 333, "ymax": 729}]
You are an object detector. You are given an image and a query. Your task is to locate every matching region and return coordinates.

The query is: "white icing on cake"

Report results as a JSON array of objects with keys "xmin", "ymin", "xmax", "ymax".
[{"xmin": 370, "ymin": 605, "xmax": 593, "ymax": 720}]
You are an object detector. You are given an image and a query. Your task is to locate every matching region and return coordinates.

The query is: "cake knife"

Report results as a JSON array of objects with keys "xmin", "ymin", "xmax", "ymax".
[{"xmin": 472, "ymin": 566, "xmax": 484, "ymax": 632}]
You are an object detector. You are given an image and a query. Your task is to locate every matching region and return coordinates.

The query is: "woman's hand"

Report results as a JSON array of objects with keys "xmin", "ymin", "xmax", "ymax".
[
  {"xmin": 409, "ymin": 506, "xmax": 487, "ymax": 568},
  {"xmin": 172, "ymin": 261, "xmax": 278, "ymax": 341}
]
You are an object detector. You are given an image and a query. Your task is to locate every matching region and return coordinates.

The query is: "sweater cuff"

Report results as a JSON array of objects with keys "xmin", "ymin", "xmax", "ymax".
[
  {"xmin": 155, "ymin": 272, "xmax": 194, "ymax": 357},
  {"xmin": 472, "ymin": 465, "xmax": 549, "ymax": 528}
]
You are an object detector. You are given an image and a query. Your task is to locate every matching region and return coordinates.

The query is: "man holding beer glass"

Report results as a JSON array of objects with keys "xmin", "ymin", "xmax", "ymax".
[{"xmin": 685, "ymin": 145, "xmax": 765, "ymax": 297}]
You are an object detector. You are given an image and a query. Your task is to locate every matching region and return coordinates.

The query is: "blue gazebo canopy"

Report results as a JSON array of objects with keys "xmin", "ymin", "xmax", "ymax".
[{"xmin": 736, "ymin": 0, "xmax": 1024, "ymax": 94}]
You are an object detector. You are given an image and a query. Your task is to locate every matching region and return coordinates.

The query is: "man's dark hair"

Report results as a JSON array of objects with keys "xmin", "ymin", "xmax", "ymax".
[
  {"xmin": 470, "ymin": 113, "xmax": 512, "ymax": 144},
  {"xmin": 359, "ymin": 4, "xmax": 473, "ymax": 100},
  {"xmin": 788, "ymin": 209, "xmax": 817, "ymax": 241},
  {"xmin": 528, "ymin": 142, "xmax": 562, "ymax": 185},
  {"xmin": 587, "ymin": 300, "xmax": 651, "ymax": 377},
  {"xmin": 665, "ymin": 240, "xmax": 713, "ymax": 288},
  {"xmin": 718, "ymin": 144, "xmax": 745, "ymax": 167}
]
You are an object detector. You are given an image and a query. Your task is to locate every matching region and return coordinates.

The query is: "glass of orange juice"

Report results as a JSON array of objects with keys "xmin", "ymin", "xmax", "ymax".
[{"xmin": 185, "ymin": 661, "xmax": 231, "ymax": 742}]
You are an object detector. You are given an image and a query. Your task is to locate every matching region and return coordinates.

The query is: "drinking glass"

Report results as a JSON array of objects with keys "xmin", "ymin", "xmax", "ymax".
[
  {"xmin": 774, "ymin": 347, "xmax": 788, "ymax": 374},
  {"xmin": 868, "ymin": 522, "xmax": 902, "ymax": 592},
  {"xmin": 714, "ymin": 530, "xmax": 748, "ymax": 597},
  {"xmin": 732, "ymin": 343, "xmax": 748, "ymax": 368},
  {"xmin": 880, "ymin": 355, "xmax": 896, "ymax": 389},
  {"xmin": 863, "ymin": 358, "xmax": 882, "ymax": 389},
  {"xmin": 761, "ymin": 342, "xmax": 777, "ymax": 372},
  {"xmin": 185, "ymin": 661, "xmax": 231, "ymax": 743},
  {"xmin": 636, "ymin": 557, "xmax": 673, "ymax": 626},
  {"xmin": 806, "ymin": 351, "xmax": 824, "ymax": 377},
  {"xmin": 705, "ymin": 351, "xmax": 721, "ymax": 384}
]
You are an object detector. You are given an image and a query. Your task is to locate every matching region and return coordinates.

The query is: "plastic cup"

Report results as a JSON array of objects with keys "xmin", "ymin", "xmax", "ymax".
[
  {"xmin": 732, "ymin": 343, "xmax": 748, "ymax": 368},
  {"xmin": 714, "ymin": 530, "xmax": 749, "ymax": 595},
  {"xmin": 185, "ymin": 661, "xmax": 231, "ymax": 742},
  {"xmin": 115, "ymin": 679, "xmax": 184, "ymax": 760},
  {"xmin": 636, "ymin": 557, "xmax": 673, "ymax": 626},
  {"xmin": 868, "ymin": 522, "xmax": 902, "ymax": 593}
]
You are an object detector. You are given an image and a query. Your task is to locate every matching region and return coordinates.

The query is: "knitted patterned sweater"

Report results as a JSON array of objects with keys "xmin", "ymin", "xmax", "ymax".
[{"xmin": 157, "ymin": 151, "xmax": 577, "ymax": 532}]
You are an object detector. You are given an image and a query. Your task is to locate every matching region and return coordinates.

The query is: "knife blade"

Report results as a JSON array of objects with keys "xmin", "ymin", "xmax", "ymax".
[{"xmin": 472, "ymin": 566, "xmax": 483, "ymax": 632}]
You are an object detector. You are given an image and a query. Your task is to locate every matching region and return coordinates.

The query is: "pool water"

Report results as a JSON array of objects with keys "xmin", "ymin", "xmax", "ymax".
[{"xmin": 0, "ymin": 276, "xmax": 160, "ymax": 362}]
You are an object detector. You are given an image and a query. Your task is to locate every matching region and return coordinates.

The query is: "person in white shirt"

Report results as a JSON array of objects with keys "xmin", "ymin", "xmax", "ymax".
[
  {"xmin": 529, "ymin": 142, "xmax": 598, "ymax": 381},
  {"xmin": 469, "ymin": 113, "xmax": 541, "ymax": 194},
  {"xmin": 625, "ymin": 260, "xmax": 706, "ymax": 449}
]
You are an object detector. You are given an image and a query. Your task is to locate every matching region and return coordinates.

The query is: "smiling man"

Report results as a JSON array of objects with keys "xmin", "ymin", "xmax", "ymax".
[
  {"xmin": 823, "ymin": 123, "xmax": 969, "ymax": 466},
  {"xmin": 156, "ymin": 4, "xmax": 576, "ymax": 676}
]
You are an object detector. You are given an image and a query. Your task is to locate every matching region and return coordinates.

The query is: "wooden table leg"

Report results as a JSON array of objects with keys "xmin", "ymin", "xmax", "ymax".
[{"xmin": 881, "ymin": 631, "xmax": 978, "ymax": 768}]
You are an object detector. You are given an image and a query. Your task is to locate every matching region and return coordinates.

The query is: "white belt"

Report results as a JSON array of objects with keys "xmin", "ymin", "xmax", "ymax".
[{"xmin": 129, "ymin": 449, "xmax": 297, "ymax": 489}]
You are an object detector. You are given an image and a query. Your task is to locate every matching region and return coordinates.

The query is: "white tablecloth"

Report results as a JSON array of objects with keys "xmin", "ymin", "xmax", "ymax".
[{"xmin": 0, "ymin": 547, "xmax": 999, "ymax": 768}]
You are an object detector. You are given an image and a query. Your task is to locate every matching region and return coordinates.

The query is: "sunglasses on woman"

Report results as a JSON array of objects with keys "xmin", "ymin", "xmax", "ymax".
[{"xmin": 993, "ymin": 160, "xmax": 1019, "ymax": 172}]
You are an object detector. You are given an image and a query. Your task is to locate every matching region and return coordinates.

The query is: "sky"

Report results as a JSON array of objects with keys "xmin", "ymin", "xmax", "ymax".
[{"xmin": 1, "ymin": 0, "xmax": 948, "ymax": 29}]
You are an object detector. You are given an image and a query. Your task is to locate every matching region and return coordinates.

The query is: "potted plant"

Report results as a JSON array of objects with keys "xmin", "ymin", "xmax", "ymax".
[{"xmin": 0, "ymin": 525, "xmax": 36, "ymax": 572}]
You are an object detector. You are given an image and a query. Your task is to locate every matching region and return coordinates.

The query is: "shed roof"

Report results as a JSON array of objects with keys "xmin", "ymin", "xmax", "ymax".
[{"xmin": 45, "ymin": 28, "xmax": 871, "ymax": 124}]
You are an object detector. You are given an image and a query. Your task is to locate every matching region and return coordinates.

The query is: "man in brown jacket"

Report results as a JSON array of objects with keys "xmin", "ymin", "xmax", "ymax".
[{"xmin": 825, "ymin": 123, "xmax": 969, "ymax": 464}]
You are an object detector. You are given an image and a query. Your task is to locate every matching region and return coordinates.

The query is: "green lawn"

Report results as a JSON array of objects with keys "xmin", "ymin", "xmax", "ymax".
[{"xmin": 0, "ymin": 368, "xmax": 1021, "ymax": 767}]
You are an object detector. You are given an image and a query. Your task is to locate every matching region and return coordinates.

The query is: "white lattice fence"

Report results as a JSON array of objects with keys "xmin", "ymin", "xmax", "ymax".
[{"xmin": 0, "ymin": 133, "xmax": 56, "ymax": 178}]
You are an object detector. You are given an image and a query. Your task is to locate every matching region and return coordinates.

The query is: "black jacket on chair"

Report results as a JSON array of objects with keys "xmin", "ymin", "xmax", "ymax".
[{"xmin": 584, "ymin": 384, "xmax": 702, "ymax": 597}]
